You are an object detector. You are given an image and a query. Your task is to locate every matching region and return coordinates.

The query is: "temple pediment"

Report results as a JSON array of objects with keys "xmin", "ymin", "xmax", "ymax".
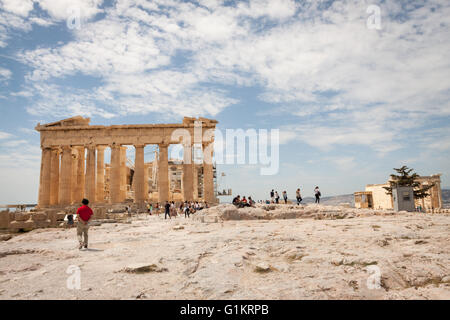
[{"xmin": 39, "ymin": 116, "xmax": 91, "ymax": 128}]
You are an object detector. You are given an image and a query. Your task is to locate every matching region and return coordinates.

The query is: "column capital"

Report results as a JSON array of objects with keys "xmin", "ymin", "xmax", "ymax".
[
  {"xmin": 134, "ymin": 144, "xmax": 145, "ymax": 149},
  {"xmin": 159, "ymin": 143, "xmax": 169, "ymax": 148},
  {"xmin": 85, "ymin": 144, "xmax": 96, "ymax": 150},
  {"xmin": 110, "ymin": 143, "xmax": 121, "ymax": 149},
  {"xmin": 97, "ymin": 145, "xmax": 106, "ymax": 151}
]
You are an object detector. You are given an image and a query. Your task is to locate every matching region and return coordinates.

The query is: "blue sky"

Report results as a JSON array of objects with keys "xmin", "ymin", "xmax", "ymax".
[{"xmin": 0, "ymin": 0, "xmax": 449, "ymax": 204}]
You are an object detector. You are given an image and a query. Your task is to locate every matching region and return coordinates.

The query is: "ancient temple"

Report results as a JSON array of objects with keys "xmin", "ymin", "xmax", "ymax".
[{"xmin": 35, "ymin": 116, "xmax": 218, "ymax": 207}]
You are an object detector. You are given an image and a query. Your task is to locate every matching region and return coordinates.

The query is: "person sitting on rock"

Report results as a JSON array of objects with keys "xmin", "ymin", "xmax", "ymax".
[{"xmin": 232, "ymin": 195, "xmax": 241, "ymax": 206}]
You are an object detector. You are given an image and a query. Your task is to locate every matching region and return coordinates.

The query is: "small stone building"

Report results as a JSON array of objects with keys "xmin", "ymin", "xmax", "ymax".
[{"xmin": 355, "ymin": 174, "xmax": 443, "ymax": 212}]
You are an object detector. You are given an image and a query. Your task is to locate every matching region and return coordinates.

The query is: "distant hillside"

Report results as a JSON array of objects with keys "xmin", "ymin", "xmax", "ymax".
[{"xmin": 298, "ymin": 194, "xmax": 355, "ymax": 206}]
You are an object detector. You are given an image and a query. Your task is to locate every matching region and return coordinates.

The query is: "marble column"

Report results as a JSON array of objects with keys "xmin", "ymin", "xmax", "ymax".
[
  {"xmin": 144, "ymin": 163, "xmax": 149, "ymax": 201},
  {"xmin": 96, "ymin": 146, "xmax": 105, "ymax": 202},
  {"xmin": 74, "ymin": 146, "xmax": 85, "ymax": 203},
  {"xmin": 59, "ymin": 146, "xmax": 72, "ymax": 206},
  {"xmin": 120, "ymin": 147, "xmax": 127, "ymax": 201},
  {"xmin": 158, "ymin": 144, "xmax": 169, "ymax": 203},
  {"xmin": 182, "ymin": 143, "xmax": 194, "ymax": 201},
  {"xmin": 38, "ymin": 147, "xmax": 52, "ymax": 207},
  {"xmin": 71, "ymin": 150, "xmax": 78, "ymax": 203},
  {"xmin": 49, "ymin": 148, "xmax": 60, "ymax": 206},
  {"xmin": 203, "ymin": 142, "xmax": 215, "ymax": 203},
  {"xmin": 110, "ymin": 145, "xmax": 121, "ymax": 203},
  {"xmin": 193, "ymin": 165, "xmax": 198, "ymax": 200},
  {"xmin": 134, "ymin": 145, "xmax": 145, "ymax": 203},
  {"xmin": 85, "ymin": 145, "xmax": 96, "ymax": 203}
]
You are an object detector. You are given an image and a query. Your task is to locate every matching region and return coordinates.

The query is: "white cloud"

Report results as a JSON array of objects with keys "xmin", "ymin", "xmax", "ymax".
[
  {"xmin": 0, "ymin": 0, "xmax": 34, "ymax": 17},
  {"xmin": 7, "ymin": 0, "xmax": 450, "ymax": 155},
  {"xmin": 0, "ymin": 131, "xmax": 12, "ymax": 139},
  {"xmin": 0, "ymin": 66, "xmax": 11, "ymax": 80},
  {"xmin": 36, "ymin": 0, "xmax": 103, "ymax": 20}
]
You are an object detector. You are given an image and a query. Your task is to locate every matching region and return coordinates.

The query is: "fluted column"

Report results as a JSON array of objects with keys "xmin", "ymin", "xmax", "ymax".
[
  {"xmin": 71, "ymin": 150, "xmax": 78, "ymax": 203},
  {"xmin": 183, "ymin": 143, "xmax": 194, "ymax": 201},
  {"xmin": 85, "ymin": 145, "xmax": 96, "ymax": 202},
  {"xmin": 49, "ymin": 148, "xmax": 60, "ymax": 205},
  {"xmin": 96, "ymin": 146, "xmax": 105, "ymax": 202},
  {"xmin": 59, "ymin": 146, "xmax": 72, "ymax": 206},
  {"xmin": 193, "ymin": 165, "xmax": 198, "ymax": 200},
  {"xmin": 144, "ymin": 163, "xmax": 149, "ymax": 201},
  {"xmin": 134, "ymin": 145, "xmax": 145, "ymax": 203},
  {"xmin": 120, "ymin": 147, "xmax": 127, "ymax": 201},
  {"xmin": 203, "ymin": 142, "xmax": 215, "ymax": 203},
  {"xmin": 158, "ymin": 143, "xmax": 169, "ymax": 203},
  {"xmin": 110, "ymin": 145, "xmax": 121, "ymax": 203},
  {"xmin": 74, "ymin": 146, "xmax": 85, "ymax": 203},
  {"xmin": 38, "ymin": 147, "xmax": 52, "ymax": 207}
]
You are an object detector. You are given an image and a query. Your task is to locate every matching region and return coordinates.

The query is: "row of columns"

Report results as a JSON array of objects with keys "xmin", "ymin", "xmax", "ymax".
[{"xmin": 38, "ymin": 142, "xmax": 215, "ymax": 207}]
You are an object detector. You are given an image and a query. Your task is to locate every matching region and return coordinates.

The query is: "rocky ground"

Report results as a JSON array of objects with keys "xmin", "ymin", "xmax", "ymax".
[{"xmin": 0, "ymin": 203, "xmax": 449, "ymax": 300}]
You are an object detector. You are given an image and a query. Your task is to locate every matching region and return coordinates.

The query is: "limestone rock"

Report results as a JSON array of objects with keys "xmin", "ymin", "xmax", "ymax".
[
  {"xmin": 254, "ymin": 262, "xmax": 272, "ymax": 273},
  {"xmin": 120, "ymin": 263, "xmax": 168, "ymax": 274},
  {"xmin": 14, "ymin": 212, "xmax": 31, "ymax": 221},
  {"xmin": 0, "ymin": 234, "xmax": 12, "ymax": 241},
  {"xmin": 31, "ymin": 213, "xmax": 48, "ymax": 221}
]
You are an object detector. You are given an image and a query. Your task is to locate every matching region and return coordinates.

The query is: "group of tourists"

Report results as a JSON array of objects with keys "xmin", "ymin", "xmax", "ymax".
[
  {"xmin": 267, "ymin": 187, "xmax": 322, "ymax": 204},
  {"xmin": 163, "ymin": 200, "xmax": 209, "ymax": 219},
  {"xmin": 232, "ymin": 195, "xmax": 255, "ymax": 208}
]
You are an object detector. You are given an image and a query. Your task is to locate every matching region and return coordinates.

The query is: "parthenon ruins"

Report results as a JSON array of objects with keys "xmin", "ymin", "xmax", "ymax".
[{"xmin": 36, "ymin": 116, "xmax": 218, "ymax": 207}]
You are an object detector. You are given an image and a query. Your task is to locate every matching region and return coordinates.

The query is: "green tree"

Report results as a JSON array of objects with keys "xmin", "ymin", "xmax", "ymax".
[{"xmin": 383, "ymin": 166, "xmax": 434, "ymax": 199}]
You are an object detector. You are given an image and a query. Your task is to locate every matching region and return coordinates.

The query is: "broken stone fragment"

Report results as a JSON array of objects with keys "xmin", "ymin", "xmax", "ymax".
[
  {"xmin": 0, "ymin": 234, "xmax": 12, "ymax": 241},
  {"xmin": 254, "ymin": 262, "xmax": 272, "ymax": 273},
  {"xmin": 120, "ymin": 263, "xmax": 168, "ymax": 273}
]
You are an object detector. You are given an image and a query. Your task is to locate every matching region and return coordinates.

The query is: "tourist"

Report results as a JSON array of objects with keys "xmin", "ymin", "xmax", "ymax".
[
  {"xmin": 296, "ymin": 188, "xmax": 302, "ymax": 205},
  {"xmin": 147, "ymin": 202, "xmax": 152, "ymax": 215},
  {"xmin": 314, "ymin": 186, "xmax": 321, "ymax": 204},
  {"xmin": 275, "ymin": 191, "xmax": 280, "ymax": 204},
  {"xmin": 184, "ymin": 203, "xmax": 190, "ymax": 218},
  {"xmin": 66, "ymin": 211, "xmax": 74, "ymax": 228},
  {"xmin": 248, "ymin": 196, "xmax": 254, "ymax": 207},
  {"xmin": 164, "ymin": 201, "xmax": 171, "ymax": 219},
  {"xmin": 232, "ymin": 195, "xmax": 241, "ymax": 206},
  {"xmin": 270, "ymin": 189, "xmax": 275, "ymax": 203},
  {"xmin": 170, "ymin": 201, "xmax": 177, "ymax": 217},
  {"xmin": 76, "ymin": 198, "xmax": 93, "ymax": 250},
  {"xmin": 282, "ymin": 191, "xmax": 288, "ymax": 204}
]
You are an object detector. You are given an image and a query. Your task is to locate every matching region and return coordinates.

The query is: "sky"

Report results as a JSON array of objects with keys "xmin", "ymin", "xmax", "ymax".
[{"xmin": 0, "ymin": 0, "xmax": 449, "ymax": 204}]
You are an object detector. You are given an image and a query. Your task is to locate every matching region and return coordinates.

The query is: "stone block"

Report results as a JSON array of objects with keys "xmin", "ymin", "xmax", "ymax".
[
  {"xmin": 0, "ymin": 210, "xmax": 10, "ymax": 229},
  {"xmin": 31, "ymin": 212, "xmax": 48, "ymax": 221},
  {"xmin": 9, "ymin": 219, "xmax": 35, "ymax": 231},
  {"xmin": 15, "ymin": 212, "xmax": 31, "ymax": 221},
  {"xmin": 34, "ymin": 219, "xmax": 51, "ymax": 228}
]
